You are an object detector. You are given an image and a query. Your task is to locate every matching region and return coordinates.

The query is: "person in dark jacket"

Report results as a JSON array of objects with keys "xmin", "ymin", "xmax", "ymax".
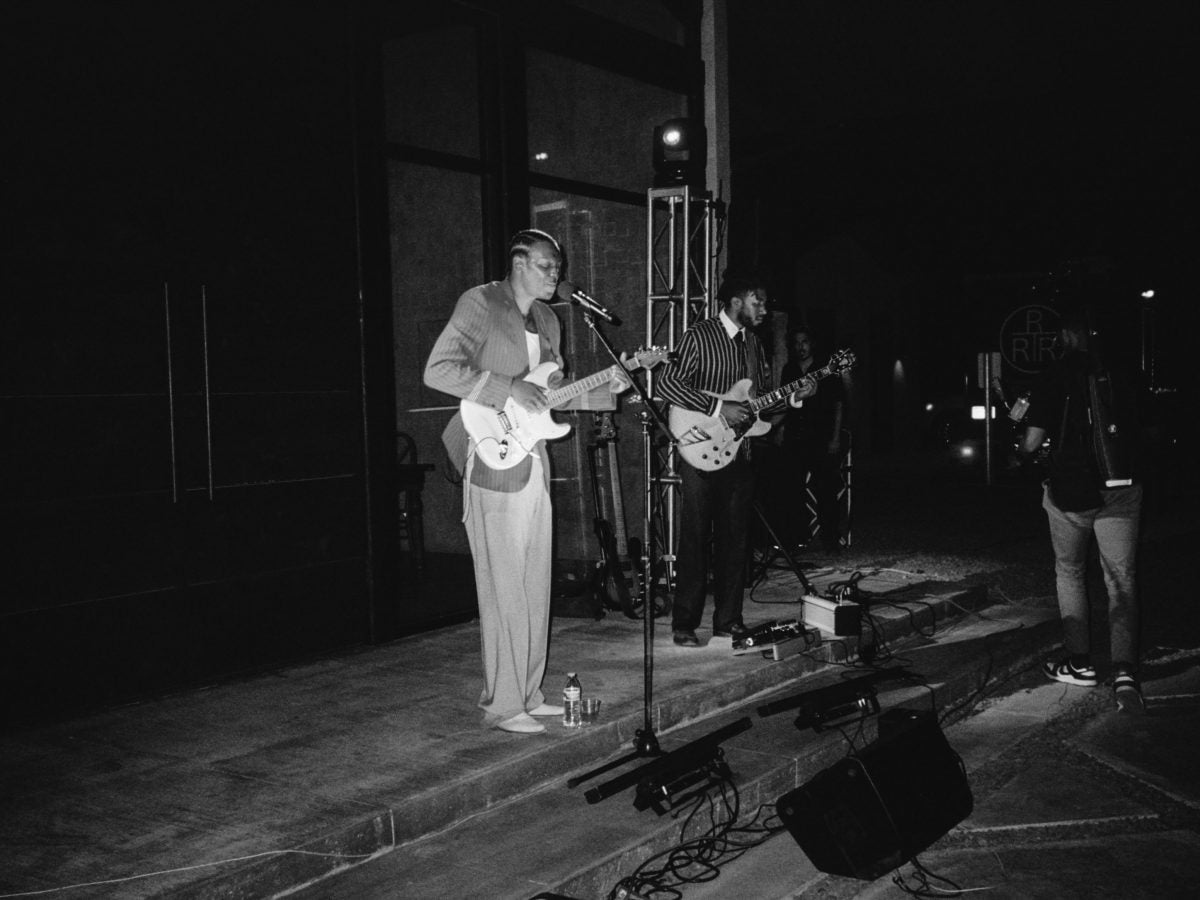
[{"xmin": 1021, "ymin": 302, "xmax": 1145, "ymax": 713}]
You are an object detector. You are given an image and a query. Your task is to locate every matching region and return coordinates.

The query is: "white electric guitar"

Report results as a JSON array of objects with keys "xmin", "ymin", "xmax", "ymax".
[
  {"xmin": 670, "ymin": 348, "xmax": 856, "ymax": 471},
  {"xmin": 462, "ymin": 347, "xmax": 670, "ymax": 470}
]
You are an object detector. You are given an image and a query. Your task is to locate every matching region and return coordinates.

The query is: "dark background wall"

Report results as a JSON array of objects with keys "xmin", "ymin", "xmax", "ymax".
[
  {"xmin": 1, "ymin": 0, "xmax": 705, "ymax": 725},
  {"xmin": 3, "ymin": 3, "xmax": 384, "ymax": 723}
]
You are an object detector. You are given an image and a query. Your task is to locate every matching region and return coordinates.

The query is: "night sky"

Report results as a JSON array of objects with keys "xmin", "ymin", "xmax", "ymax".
[{"xmin": 727, "ymin": 1, "xmax": 1199, "ymax": 382}]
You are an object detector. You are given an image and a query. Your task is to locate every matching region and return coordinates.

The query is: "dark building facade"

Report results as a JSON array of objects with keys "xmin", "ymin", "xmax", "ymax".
[{"xmin": 3, "ymin": 0, "xmax": 711, "ymax": 723}]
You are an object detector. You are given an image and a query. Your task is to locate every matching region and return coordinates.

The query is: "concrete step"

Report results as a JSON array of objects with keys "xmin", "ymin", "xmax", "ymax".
[
  {"xmin": 0, "ymin": 568, "xmax": 1058, "ymax": 900},
  {"xmin": 279, "ymin": 588, "xmax": 1062, "ymax": 899}
]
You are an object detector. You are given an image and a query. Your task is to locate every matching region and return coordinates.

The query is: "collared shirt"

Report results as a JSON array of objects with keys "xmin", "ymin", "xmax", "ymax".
[{"xmin": 718, "ymin": 309, "xmax": 742, "ymax": 340}]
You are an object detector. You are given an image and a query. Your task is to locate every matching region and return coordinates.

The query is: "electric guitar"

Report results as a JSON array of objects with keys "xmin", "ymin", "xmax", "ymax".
[
  {"xmin": 669, "ymin": 349, "xmax": 856, "ymax": 471},
  {"xmin": 590, "ymin": 413, "xmax": 636, "ymax": 618},
  {"xmin": 462, "ymin": 347, "xmax": 670, "ymax": 470}
]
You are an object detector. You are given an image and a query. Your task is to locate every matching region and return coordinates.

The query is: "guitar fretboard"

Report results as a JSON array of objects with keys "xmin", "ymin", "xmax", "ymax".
[
  {"xmin": 750, "ymin": 361, "xmax": 841, "ymax": 414},
  {"xmin": 545, "ymin": 365, "xmax": 622, "ymax": 409}
]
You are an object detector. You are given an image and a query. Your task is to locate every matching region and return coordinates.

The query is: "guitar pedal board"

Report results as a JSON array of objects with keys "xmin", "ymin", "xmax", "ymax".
[{"xmin": 733, "ymin": 619, "xmax": 822, "ymax": 660}]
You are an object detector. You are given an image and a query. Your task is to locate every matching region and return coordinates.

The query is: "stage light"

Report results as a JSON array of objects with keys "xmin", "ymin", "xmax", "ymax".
[
  {"xmin": 652, "ymin": 117, "xmax": 706, "ymax": 189},
  {"xmin": 1141, "ymin": 289, "xmax": 1155, "ymax": 299}
]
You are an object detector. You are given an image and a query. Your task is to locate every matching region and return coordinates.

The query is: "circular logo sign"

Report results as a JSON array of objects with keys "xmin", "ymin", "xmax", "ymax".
[{"xmin": 999, "ymin": 304, "xmax": 1061, "ymax": 375}]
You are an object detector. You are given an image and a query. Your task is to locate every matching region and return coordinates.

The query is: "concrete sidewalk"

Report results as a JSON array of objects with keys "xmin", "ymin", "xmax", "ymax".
[
  {"xmin": 3, "ymin": 458, "xmax": 1197, "ymax": 899},
  {"xmin": 677, "ymin": 648, "xmax": 1200, "ymax": 900},
  {"xmin": 1, "ymin": 561, "xmax": 1050, "ymax": 899}
]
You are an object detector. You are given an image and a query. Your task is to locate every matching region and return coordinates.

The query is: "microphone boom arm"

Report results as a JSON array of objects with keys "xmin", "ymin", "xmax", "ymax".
[{"xmin": 555, "ymin": 281, "xmax": 622, "ymax": 326}]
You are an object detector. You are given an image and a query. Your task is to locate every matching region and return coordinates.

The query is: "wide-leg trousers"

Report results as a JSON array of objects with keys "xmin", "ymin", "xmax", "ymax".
[{"xmin": 465, "ymin": 456, "xmax": 553, "ymax": 725}]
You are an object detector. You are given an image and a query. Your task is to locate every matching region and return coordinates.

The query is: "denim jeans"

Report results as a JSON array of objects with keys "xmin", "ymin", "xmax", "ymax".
[{"xmin": 1042, "ymin": 482, "xmax": 1142, "ymax": 668}]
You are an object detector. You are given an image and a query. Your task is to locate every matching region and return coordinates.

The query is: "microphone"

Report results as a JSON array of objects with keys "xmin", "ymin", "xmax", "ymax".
[{"xmin": 555, "ymin": 281, "xmax": 622, "ymax": 326}]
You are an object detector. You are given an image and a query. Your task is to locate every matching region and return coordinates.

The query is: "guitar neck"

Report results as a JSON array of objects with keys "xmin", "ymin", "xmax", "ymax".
[
  {"xmin": 750, "ymin": 362, "xmax": 839, "ymax": 414},
  {"xmin": 544, "ymin": 364, "xmax": 621, "ymax": 408},
  {"xmin": 608, "ymin": 440, "xmax": 628, "ymax": 549}
]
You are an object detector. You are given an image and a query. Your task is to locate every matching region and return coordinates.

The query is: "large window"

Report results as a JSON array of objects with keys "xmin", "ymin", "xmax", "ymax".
[
  {"xmin": 527, "ymin": 50, "xmax": 688, "ymax": 195},
  {"xmin": 389, "ymin": 163, "xmax": 484, "ymax": 413},
  {"xmin": 382, "ymin": 9, "xmax": 695, "ymax": 558}
]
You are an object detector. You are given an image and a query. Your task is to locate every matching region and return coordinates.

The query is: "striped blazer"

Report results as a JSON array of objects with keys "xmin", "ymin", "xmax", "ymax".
[{"xmin": 656, "ymin": 313, "xmax": 770, "ymax": 415}]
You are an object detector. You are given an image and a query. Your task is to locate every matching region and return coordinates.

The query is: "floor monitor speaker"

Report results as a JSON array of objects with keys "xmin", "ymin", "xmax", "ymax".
[{"xmin": 776, "ymin": 709, "xmax": 972, "ymax": 880}]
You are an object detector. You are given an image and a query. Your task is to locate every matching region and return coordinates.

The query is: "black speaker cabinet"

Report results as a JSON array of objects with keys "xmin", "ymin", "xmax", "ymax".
[{"xmin": 776, "ymin": 709, "xmax": 973, "ymax": 880}]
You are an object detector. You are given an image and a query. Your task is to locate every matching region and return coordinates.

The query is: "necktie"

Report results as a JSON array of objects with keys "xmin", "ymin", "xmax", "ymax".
[
  {"xmin": 734, "ymin": 331, "xmax": 753, "ymax": 460},
  {"xmin": 744, "ymin": 331, "xmax": 758, "ymax": 384}
]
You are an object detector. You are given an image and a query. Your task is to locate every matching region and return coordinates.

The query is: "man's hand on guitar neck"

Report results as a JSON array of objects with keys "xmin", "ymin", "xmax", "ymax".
[
  {"xmin": 608, "ymin": 368, "xmax": 633, "ymax": 394},
  {"xmin": 511, "ymin": 379, "xmax": 549, "ymax": 412},
  {"xmin": 786, "ymin": 375, "xmax": 818, "ymax": 407}
]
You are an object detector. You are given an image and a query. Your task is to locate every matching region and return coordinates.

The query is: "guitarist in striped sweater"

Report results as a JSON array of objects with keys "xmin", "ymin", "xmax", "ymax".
[{"xmin": 657, "ymin": 272, "xmax": 816, "ymax": 648}]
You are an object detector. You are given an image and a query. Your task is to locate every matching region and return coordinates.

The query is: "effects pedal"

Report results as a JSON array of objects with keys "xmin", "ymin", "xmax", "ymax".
[
  {"xmin": 801, "ymin": 594, "xmax": 861, "ymax": 636},
  {"xmin": 732, "ymin": 619, "xmax": 821, "ymax": 659}
]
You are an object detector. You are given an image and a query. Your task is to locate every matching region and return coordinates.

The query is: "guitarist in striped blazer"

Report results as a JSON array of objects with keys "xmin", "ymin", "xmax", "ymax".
[
  {"xmin": 656, "ymin": 272, "xmax": 815, "ymax": 647},
  {"xmin": 423, "ymin": 229, "xmax": 630, "ymax": 734}
]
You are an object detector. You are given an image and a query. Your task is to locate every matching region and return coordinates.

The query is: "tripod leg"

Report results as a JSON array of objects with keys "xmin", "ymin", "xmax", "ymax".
[{"xmin": 753, "ymin": 501, "xmax": 816, "ymax": 595}]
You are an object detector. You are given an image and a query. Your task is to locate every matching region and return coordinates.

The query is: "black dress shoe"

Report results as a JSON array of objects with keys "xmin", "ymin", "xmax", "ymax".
[
  {"xmin": 712, "ymin": 622, "xmax": 750, "ymax": 640},
  {"xmin": 673, "ymin": 629, "xmax": 700, "ymax": 646}
]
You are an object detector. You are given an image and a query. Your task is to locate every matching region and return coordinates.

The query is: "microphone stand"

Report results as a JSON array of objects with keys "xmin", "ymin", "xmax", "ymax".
[{"xmin": 566, "ymin": 308, "xmax": 678, "ymax": 791}]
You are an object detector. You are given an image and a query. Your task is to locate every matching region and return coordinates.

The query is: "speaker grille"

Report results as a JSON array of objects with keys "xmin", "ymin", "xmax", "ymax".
[{"xmin": 777, "ymin": 710, "xmax": 973, "ymax": 880}]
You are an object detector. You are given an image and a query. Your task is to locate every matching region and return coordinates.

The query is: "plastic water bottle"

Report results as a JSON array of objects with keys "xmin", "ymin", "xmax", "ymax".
[{"xmin": 562, "ymin": 673, "xmax": 582, "ymax": 727}]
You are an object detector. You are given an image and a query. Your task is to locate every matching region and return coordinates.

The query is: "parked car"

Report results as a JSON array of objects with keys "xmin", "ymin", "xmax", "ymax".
[{"xmin": 924, "ymin": 401, "xmax": 1047, "ymax": 481}]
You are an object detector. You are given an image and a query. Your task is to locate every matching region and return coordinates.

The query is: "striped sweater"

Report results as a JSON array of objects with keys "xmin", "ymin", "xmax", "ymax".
[{"xmin": 656, "ymin": 313, "xmax": 771, "ymax": 415}]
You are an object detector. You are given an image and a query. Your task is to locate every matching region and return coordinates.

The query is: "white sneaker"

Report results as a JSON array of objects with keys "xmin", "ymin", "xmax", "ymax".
[{"xmin": 1043, "ymin": 658, "xmax": 1099, "ymax": 687}]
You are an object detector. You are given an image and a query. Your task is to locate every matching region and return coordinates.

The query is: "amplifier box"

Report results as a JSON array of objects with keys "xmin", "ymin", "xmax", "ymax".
[
  {"xmin": 777, "ymin": 710, "xmax": 973, "ymax": 880},
  {"xmin": 802, "ymin": 594, "xmax": 861, "ymax": 636}
]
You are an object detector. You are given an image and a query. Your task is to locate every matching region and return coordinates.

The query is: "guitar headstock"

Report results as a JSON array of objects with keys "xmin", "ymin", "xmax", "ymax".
[
  {"xmin": 829, "ymin": 348, "xmax": 857, "ymax": 372},
  {"xmin": 623, "ymin": 346, "xmax": 674, "ymax": 371}
]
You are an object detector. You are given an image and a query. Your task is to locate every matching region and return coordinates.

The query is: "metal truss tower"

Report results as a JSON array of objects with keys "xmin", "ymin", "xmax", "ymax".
[{"xmin": 642, "ymin": 185, "xmax": 718, "ymax": 595}]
